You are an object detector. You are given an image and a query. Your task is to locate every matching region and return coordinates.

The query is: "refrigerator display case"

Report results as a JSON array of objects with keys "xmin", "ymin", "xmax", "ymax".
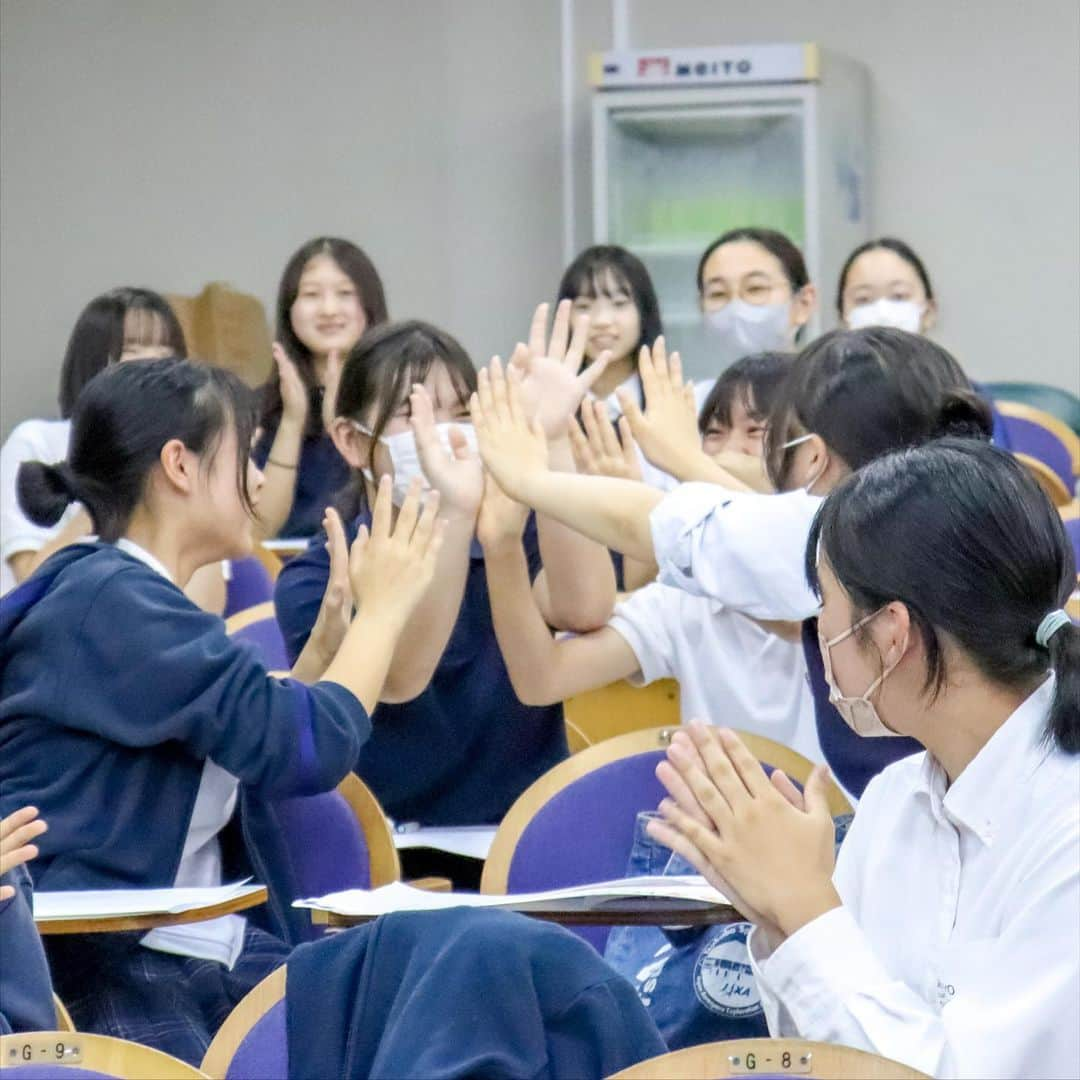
[{"xmin": 590, "ymin": 44, "xmax": 869, "ymax": 377}]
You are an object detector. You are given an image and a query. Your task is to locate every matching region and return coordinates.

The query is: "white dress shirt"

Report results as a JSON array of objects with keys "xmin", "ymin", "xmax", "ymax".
[
  {"xmin": 114, "ymin": 539, "xmax": 247, "ymax": 969},
  {"xmin": 609, "ymin": 581, "xmax": 824, "ymax": 765},
  {"xmin": 0, "ymin": 418, "xmax": 77, "ymax": 595},
  {"xmin": 649, "ymin": 483, "xmax": 823, "ymax": 620},
  {"xmin": 750, "ymin": 677, "xmax": 1080, "ymax": 1079}
]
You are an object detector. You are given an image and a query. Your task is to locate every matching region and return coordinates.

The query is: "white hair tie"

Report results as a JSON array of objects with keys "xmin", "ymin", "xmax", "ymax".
[{"xmin": 1035, "ymin": 610, "xmax": 1072, "ymax": 648}]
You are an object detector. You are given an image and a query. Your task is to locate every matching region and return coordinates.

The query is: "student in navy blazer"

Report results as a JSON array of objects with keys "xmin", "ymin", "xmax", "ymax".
[
  {"xmin": 276, "ymin": 311, "xmax": 618, "ymax": 826},
  {"xmin": 0, "ymin": 358, "xmax": 443, "ymax": 1063}
]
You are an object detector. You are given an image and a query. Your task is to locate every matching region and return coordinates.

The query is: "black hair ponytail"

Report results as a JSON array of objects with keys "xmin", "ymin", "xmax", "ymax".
[
  {"xmin": 17, "ymin": 357, "xmax": 256, "ymax": 543},
  {"xmin": 1041, "ymin": 618, "xmax": 1080, "ymax": 752},
  {"xmin": 17, "ymin": 462, "xmax": 79, "ymax": 528}
]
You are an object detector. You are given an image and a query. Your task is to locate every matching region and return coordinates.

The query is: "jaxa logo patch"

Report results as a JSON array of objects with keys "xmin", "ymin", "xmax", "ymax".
[{"xmin": 693, "ymin": 922, "xmax": 762, "ymax": 1018}]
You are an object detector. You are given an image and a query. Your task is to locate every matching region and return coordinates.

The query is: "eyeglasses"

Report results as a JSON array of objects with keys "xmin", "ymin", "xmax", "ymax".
[{"xmin": 702, "ymin": 279, "xmax": 789, "ymax": 308}]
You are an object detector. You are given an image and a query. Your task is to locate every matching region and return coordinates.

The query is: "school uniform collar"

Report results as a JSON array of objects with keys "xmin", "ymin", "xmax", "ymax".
[
  {"xmin": 114, "ymin": 538, "xmax": 175, "ymax": 583},
  {"xmin": 915, "ymin": 675, "xmax": 1056, "ymax": 845}
]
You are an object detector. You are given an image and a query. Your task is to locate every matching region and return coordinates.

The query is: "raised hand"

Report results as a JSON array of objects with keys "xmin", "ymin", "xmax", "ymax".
[
  {"xmin": 408, "ymin": 384, "xmax": 484, "ymax": 517},
  {"xmin": 470, "ymin": 357, "xmax": 548, "ymax": 501},
  {"xmin": 616, "ymin": 338, "xmax": 701, "ymax": 477},
  {"xmin": 476, "ymin": 471, "xmax": 530, "ymax": 552},
  {"xmin": 348, "ymin": 475, "xmax": 445, "ymax": 628},
  {"xmin": 273, "ymin": 342, "xmax": 310, "ymax": 428},
  {"xmin": 306, "ymin": 507, "xmax": 355, "ymax": 660},
  {"xmin": 569, "ymin": 399, "xmax": 643, "ymax": 482},
  {"xmin": 647, "ymin": 723, "xmax": 838, "ymax": 938},
  {"xmin": 507, "ymin": 301, "xmax": 614, "ymax": 439},
  {"xmin": 0, "ymin": 805, "xmax": 47, "ymax": 901}
]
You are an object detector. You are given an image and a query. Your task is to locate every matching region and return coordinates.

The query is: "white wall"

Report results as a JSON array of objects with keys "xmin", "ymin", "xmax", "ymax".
[
  {"xmin": 0, "ymin": 0, "xmax": 564, "ymax": 437},
  {"xmin": 2, "ymin": 0, "xmax": 1077, "ymax": 439}
]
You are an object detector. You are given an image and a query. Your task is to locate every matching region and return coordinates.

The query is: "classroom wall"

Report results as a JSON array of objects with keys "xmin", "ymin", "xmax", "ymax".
[{"xmin": 1, "ymin": 0, "xmax": 1077, "ymax": 440}]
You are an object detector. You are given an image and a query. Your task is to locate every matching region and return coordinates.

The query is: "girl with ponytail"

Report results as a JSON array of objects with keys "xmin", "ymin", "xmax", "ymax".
[
  {"xmin": 1, "ymin": 357, "xmax": 445, "ymax": 1063},
  {"xmin": 472, "ymin": 327, "xmax": 994, "ymax": 795},
  {"xmin": 646, "ymin": 440, "xmax": 1078, "ymax": 1078}
]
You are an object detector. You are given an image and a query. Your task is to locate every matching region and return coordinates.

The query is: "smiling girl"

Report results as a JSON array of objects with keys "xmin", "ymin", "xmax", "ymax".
[{"xmin": 255, "ymin": 236, "xmax": 389, "ymax": 537}]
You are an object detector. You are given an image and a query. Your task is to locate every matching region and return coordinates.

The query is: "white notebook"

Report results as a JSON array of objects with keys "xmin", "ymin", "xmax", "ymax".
[
  {"xmin": 294, "ymin": 876, "xmax": 730, "ymax": 917},
  {"xmin": 33, "ymin": 881, "xmax": 263, "ymax": 921}
]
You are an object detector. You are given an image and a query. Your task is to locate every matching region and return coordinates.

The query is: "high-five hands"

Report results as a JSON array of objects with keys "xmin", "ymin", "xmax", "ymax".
[
  {"xmin": 615, "ymin": 338, "xmax": 702, "ymax": 479},
  {"xmin": 507, "ymin": 301, "xmax": 614, "ymax": 439}
]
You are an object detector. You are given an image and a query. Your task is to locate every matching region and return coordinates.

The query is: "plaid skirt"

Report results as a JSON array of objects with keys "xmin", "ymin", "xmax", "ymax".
[{"xmin": 46, "ymin": 923, "xmax": 289, "ymax": 1066}]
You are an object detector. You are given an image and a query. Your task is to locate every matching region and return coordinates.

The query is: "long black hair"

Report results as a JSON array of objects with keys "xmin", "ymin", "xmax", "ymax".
[
  {"xmin": 808, "ymin": 439, "xmax": 1079, "ymax": 752},
  {"xmin": 58, "ymin": 288, "xmax": 187, "ymax": 418},
  {"xmin": 332, "ymin": 320, "xmax": 477, "ymax": 514},
  {"xmin": 557, "ymin": 245, "xmax": 663, "ymax": 364},
  {"xmin": 763, "ymin": 327, "xmax": 992, "ymax": 490},
  {"xmin": 19, "ymin": 358, "xmax": 256, "ymax": 542},
  {"xmin": 261, "ymin": 236, "xmax": 389, "ymax": 438},
  {"xmin": 836, "ymin": 237, "xmax": 935, "ymax": 317}
]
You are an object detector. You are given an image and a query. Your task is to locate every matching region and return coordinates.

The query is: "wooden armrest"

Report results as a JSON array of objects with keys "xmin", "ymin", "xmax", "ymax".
[{"xmin": 406, "ymin": 876, "xmax": 453, "ymax": 892}]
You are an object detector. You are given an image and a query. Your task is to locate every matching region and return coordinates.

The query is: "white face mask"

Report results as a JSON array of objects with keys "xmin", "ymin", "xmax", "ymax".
[
  {"xmin": 847, "ymin": 298, "xmax": 924, "ymax": 334},
  {"xmin": 354, "ymin": 421, "xmax": 478, "ymax": 505},
  {"xmin": 818, "ymin": 608, "xmax": 905, "ymax": 738},
  {"xmin": 705, "ymin": 299, "xmax": 792, "ymax": 361}
]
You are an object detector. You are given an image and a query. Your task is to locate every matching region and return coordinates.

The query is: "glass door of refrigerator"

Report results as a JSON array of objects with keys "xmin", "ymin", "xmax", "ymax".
[{"xmin": 602, "ymin": 101, "xmax": 805, "ymax": 375}]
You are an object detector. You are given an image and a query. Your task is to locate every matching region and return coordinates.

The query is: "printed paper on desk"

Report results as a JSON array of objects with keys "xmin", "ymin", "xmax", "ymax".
[
  {"xmin": 294, "ymin": 876, "xmax": 730, "ymax": 917},
  {"xmin": 33, "ymin": 881, "xmax": 262, "ymax": 921}
]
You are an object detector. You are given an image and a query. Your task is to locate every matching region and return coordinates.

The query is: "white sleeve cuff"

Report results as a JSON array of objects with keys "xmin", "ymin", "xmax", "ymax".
[
  {"xmin": 649, "ymin": 483, "xmax": 735, "ymax": 599},
  {"xmin": 755, "ymin": 905, "xmax": 890, "ymax": 1033}
]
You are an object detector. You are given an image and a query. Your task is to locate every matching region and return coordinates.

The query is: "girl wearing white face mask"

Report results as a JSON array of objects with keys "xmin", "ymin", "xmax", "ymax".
[
  {"xmin": 470, "ymin": 327, "xmax": 994, "ymax": 799},
  {"xmin": 274, "ymin": 318, "xmax": 617, "ymax": 831},
  {"xmin": 647, "ymin": 440, "xmax": 1080, "ymax": 1080},
  {"xmin": 697, "ymin": 228, "xmax": 817, "ymax": 367},
  {"xmin": 837, "ymin": 237, "xmax": 937, "ymax": 335}
]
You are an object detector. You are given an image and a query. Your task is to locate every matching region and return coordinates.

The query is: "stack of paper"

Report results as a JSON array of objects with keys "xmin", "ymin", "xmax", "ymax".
[
  {"xmin": 391, "ymin": 825, "xmax": 497, "ymax": 860},
  {"xmin": 294, "ymin": 876, "xmax": 730, "ymax": 917},
  {"xmin": 33, "ymin": 881, "xmax": 265, "ymax": 921}
]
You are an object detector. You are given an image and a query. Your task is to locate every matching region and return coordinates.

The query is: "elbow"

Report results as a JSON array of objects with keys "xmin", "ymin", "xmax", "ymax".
[
  {"xmin": 545, "ymin": 596, "xmax": 615, "ymax": 635},
  {"xmin": 507, "ymin": 670, "xmax": 561, "ymax": 708}
]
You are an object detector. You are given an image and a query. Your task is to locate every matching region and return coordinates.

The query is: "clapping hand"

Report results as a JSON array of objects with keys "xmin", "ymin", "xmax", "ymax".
[
  {"xmin": 0, "ymin": 806, "xmax": 47, "ymax": 901},
  {"xmin": 508, "ymin": 301, "xmax": 614, "ymax": 439},
  {"xmin": 616, "ymin": 338, "xmax": 702, "ymax": 478},
  {"xmin": 470, "ymin": 358, "xmax": 548, "ymax": 503},
  {"xmin": 408, "ymin": 384, "xmax": 484, "ymax": 518},
  {"xmin": 568, "ymin": 399, "xmax": 643, "ymax": 482}
]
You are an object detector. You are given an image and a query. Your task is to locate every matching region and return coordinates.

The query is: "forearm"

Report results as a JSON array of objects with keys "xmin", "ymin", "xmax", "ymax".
[
  {"xmin": 380, "ymin": 513, "xmax": 473, "ymax": 702},
  {"xmin": 483, "ymin": 541, "xmax": 567, "ymax": 705},
  {"xmin": 534, "ymin": 438, "xmax": 616, "ymax": 631},
  {"xmin": 663, "ymin": 446, "xmax": 754, "ymax": 492},
  {"xmin": 621, "ymin": 556, "xmax": 658, "ymax": 591},
  {"xmin": 516, "ymin": 471, "xmax": 663, "ymax": 563},
  {"xmin": 321, "ymin": 609, "xmax": 407, "ymax": 715},
  {"xmin": 254, "ymin": 420, "xmax": 305, "ymax": 538}
]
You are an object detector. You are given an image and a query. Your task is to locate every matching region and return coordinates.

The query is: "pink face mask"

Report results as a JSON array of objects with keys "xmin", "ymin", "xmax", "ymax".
[{"xmin": 818, "ymin": 607, "xmax": 905, "ymax": 738}]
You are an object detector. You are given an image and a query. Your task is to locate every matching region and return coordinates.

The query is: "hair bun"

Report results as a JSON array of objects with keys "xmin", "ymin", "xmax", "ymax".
[
  {"xmin": 16, "ymin": 460, "xmax": 79, "ymax": 527},
  {"xmin": 934, "ymin": 389, "xmax": 994, "ymax": 441}
]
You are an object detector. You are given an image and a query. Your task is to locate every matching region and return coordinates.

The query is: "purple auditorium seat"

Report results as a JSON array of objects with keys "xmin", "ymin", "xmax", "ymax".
[
  {"xmin": 231, "ymin": 613, "xmax": 290, "ymax": 672},
  {"xmin": 1064, "ymin": 517, "xmax": 1080, "ymax": 573},
  {"xmin": 1002, "ymin": 414, "xmax": 1075, "ymax": 496},
  {"xmin": 223, "ymin": 557, "xmax": 274, "ymax": 617},
  {"xmin": 505, "ymin": 750, "xmax": 668, "ymax": 951},
  {"xmin": 225, "ymin": 1000, "xmax": 287, "ymax": 1080}
]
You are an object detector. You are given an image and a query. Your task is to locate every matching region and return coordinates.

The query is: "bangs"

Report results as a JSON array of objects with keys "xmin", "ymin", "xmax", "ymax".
[{"xmin": 567, "ymin": 263, "xmax": 634, "ymax": 302}]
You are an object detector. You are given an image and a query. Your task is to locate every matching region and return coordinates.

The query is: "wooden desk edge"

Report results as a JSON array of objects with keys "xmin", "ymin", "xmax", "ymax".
[{"xmin": 36, "ymin": 887, "xmax": 268, "ymax": 935}]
